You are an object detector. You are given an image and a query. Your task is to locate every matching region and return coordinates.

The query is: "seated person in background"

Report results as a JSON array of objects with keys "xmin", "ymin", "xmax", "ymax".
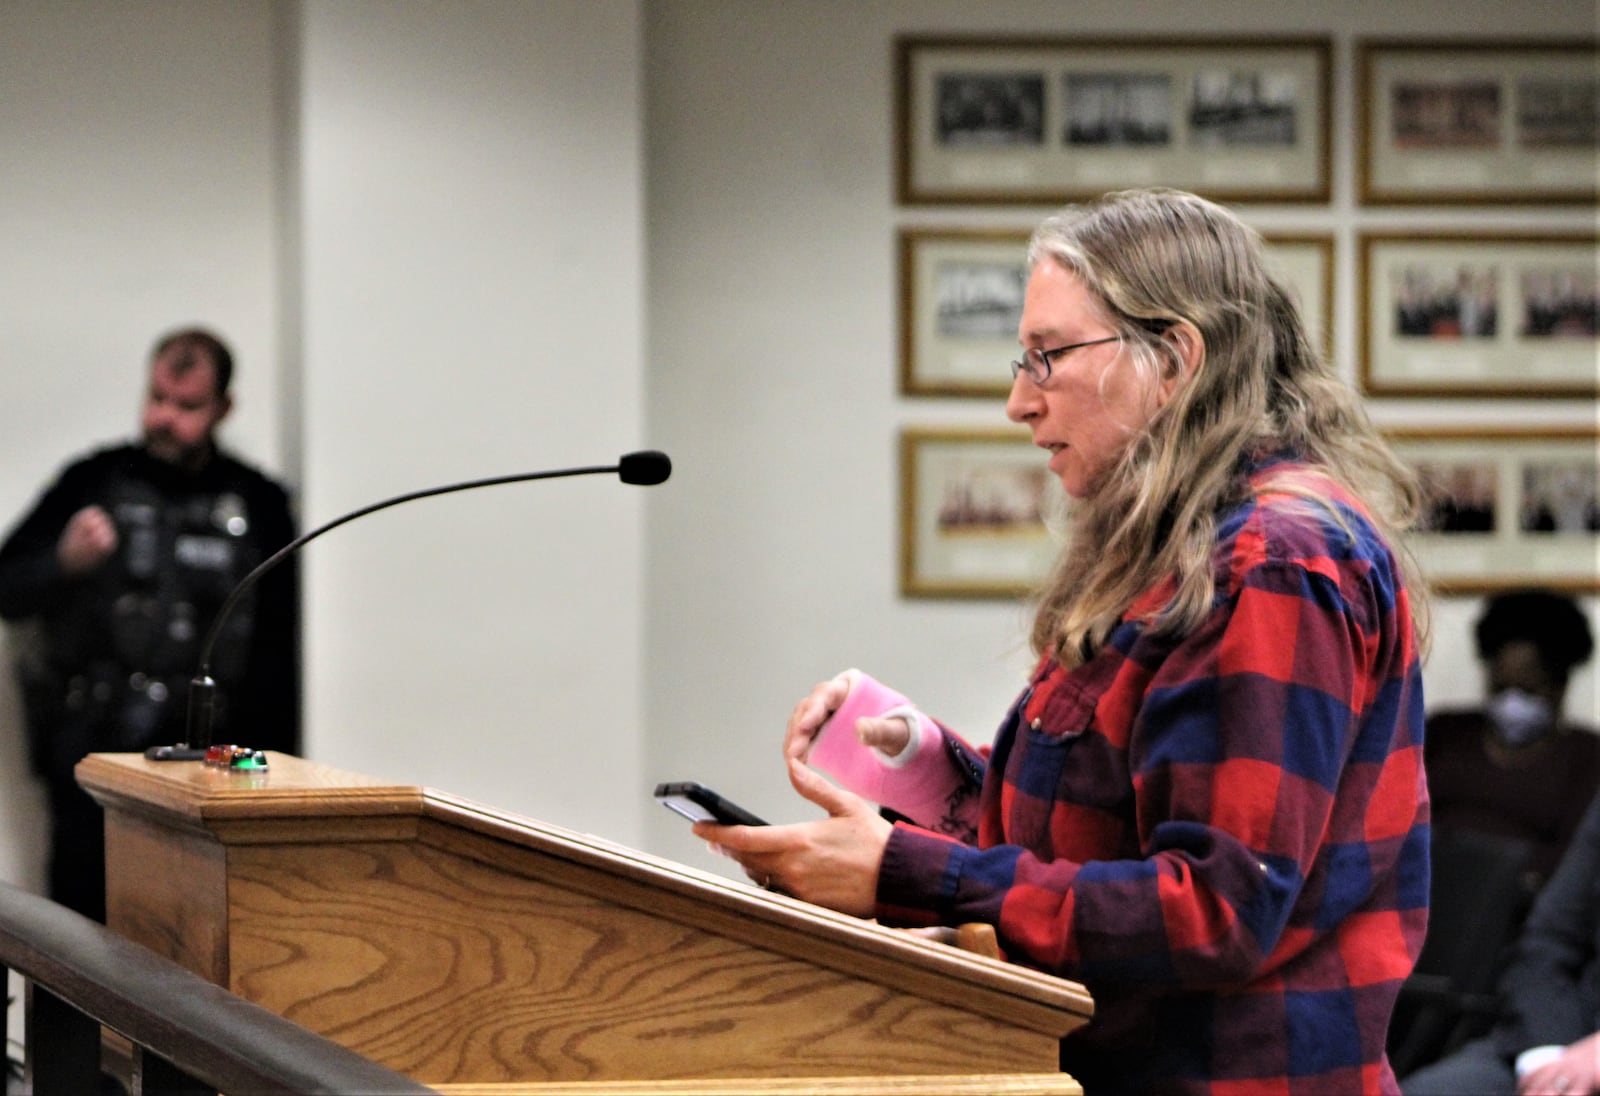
[
  {"xmin": 1401, "ymin": 789, "xmax": 1600, "ymax": 1096},
  {"xmin": 1425, "ymin": 589, "xmax": 1598, "ymax": 888}
]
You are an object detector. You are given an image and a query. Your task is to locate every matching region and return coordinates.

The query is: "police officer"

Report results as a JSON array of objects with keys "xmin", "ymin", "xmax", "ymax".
[{"xmin": 0, "ymin": 328, "xmax": 299, "ymax": 921}]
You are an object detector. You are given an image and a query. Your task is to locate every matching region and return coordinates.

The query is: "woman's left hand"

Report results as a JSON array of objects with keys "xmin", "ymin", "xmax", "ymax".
[{"xmin": 693, "ymin": 758, "xmax": 893, "ymax": 918}]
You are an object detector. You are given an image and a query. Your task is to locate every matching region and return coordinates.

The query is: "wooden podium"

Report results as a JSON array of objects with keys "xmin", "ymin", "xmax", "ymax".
[{"xmin": 79, "ymin": 752, "xmax": 1092, "ymax": 1093}]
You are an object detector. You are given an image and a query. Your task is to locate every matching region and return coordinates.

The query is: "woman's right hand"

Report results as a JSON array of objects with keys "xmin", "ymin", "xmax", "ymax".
[
  {"xmin": 784, "ymin": 670, "xmax": 857, "ymax": 764},
  {"xmin": 784, "ymin": 669, "xmax": 915, "ymax": 764}
]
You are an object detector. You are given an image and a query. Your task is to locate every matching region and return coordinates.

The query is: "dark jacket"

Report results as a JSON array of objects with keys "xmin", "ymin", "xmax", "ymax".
[
  {"xmin": 0, "ymin": 443, "xmax": 299, "ymax": 776},
  {"xmin": 1492, "ymin": 789, "xmax": 1600, "ymax": 1059}
]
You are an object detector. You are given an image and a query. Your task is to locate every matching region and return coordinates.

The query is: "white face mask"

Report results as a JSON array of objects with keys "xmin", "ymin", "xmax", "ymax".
[{"xmin": 1486, "ymin": 687, "xmax": 1555, "ymax": 748}]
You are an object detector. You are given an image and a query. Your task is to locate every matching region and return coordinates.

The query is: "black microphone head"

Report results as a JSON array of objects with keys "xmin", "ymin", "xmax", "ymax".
[{"xmin": 618, "ymin": 449, "xmax": 671, "ymax": 486}]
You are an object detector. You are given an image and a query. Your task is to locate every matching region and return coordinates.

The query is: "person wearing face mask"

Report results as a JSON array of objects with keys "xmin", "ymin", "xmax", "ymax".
[
  {"xmin": 1423, "ymin": 590, "xmax": 1598, "ymax": 888},
  {"xmin": 0, "ymin": 327, "xmax": 300, "ymax": 922},
  {"xmin": 700, "ymin": 189, "xmax": 1432, "ymax": 1095}
]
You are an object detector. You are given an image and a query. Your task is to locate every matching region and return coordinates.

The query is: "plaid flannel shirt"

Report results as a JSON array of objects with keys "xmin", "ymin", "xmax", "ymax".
[{"xmin": 875, "ymin": 461, "xmax": 1429, "ymax": 1095}]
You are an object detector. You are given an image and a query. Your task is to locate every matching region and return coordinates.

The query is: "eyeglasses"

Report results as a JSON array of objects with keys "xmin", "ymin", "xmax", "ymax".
[{"xmin": 1010, "ymin": 336, "xmax": 1121, "ymax": 386}]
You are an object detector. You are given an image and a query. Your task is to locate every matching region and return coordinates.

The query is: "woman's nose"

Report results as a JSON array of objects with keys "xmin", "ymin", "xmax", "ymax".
[{"xmin": 1005, "ymin": 373, "xmax": 1039, "ymax": 423}]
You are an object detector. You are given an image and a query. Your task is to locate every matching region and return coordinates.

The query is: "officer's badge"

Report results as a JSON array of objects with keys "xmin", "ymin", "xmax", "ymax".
[{"xmin": 212, "ymin": 493, "xmax": 249, "ymax": 536}]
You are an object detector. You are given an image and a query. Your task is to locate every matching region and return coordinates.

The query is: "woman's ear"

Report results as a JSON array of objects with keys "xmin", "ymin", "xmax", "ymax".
[{"xmin": 1157, "ymin": 320, "xmax": 1204, "ymax": 403}]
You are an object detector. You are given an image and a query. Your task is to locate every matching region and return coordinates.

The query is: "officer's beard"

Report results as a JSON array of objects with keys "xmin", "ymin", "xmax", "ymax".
[{"xmin": 144, "ymin": 429, "xmax": 215, "ymax": 472}]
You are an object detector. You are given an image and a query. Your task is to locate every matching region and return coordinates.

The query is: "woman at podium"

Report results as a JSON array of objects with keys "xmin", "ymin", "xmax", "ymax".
[{"xmin": 699, "ymin": 188, "xmax": 1431, "ymax": 1096}]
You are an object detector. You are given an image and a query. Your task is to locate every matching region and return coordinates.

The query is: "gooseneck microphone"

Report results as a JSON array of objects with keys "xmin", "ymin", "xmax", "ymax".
[{"xmin": 147, "ymin": 449, "xmax": 672, "ymax": 762}]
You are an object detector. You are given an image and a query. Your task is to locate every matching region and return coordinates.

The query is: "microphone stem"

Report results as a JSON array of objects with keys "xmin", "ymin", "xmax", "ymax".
[
  {"xmin": 165, "ymin": 452, "xmax": 663, "ymax": 759},
  {"xmin": 193, "ymin": 463, "xmax": 618, "ymax": 681}
]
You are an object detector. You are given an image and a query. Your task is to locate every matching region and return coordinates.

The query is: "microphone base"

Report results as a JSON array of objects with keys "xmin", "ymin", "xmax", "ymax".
[
  {"xmin": 145, "ymin": 745, "xmax": 208, "ymax": 762},
  {"xmin": 144, "ymin": 743, "xmax": 271, "ymax": 771}
]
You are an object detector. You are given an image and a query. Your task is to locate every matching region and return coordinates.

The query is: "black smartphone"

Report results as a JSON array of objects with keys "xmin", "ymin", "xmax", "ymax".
[{"xmin": 654, "ymin": 781, "xmax": 768, "ymax": 827}]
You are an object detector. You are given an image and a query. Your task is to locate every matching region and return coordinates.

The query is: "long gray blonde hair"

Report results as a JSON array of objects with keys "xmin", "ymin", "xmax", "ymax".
[{"xmin": 1027, "ymin": 188, "xmax": 1429, "ymax": 666}]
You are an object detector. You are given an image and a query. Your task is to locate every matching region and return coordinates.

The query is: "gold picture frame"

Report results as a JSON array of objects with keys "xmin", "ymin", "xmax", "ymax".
[
  {"xmin": 899, "ymin": 227, "xmax": 1334, "ymax": 398},
  {"xmin": 900, "ymin": 427, "xmax": 1063, "ymax": 598},
  {"xmin": 1389, "ymin": 426, "xmax": 1600, "ymax": 594},
  {"xmin": 1359, "ymin": 231, "xmax": 1600, "ymax": 398},
  {"xmin": 898, "ymin": 228, "xmax": 1028, "ymax": 398},
  {"xmin": 895, "ymin": 35, "xmax": 1332, "ymax": 206},
  {"xmin": 1358, "ymin": 38, "xmax": 1600, "ymax": 205}
]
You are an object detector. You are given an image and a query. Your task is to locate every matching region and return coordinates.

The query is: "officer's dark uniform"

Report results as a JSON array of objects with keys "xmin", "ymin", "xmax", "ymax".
[{"xmin": 0, "ymin": 443, "xmax": 298, "ymax": 921}]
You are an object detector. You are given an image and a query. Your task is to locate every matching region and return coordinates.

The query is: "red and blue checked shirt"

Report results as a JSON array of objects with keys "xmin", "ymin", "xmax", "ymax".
[{"xmin": 874, "ymin": 460, "xmax": 1430, "ymax": 1095}]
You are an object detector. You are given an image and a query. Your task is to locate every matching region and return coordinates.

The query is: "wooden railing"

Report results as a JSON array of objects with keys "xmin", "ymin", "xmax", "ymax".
[{"xmin": 0, "ymin": 880, "xmax": 435, "ymax": 1095}]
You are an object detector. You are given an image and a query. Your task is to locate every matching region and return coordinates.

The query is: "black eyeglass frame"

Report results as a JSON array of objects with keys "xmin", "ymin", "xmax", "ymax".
[{"xmin": 1009, "ymin": 335, "xmax": 1122, "ymax": 386}]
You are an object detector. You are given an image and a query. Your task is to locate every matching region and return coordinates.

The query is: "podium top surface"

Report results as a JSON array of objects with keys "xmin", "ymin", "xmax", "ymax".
[{"xmin": 79, "ymin": 750, "xmax": 415, "ymax": 822}]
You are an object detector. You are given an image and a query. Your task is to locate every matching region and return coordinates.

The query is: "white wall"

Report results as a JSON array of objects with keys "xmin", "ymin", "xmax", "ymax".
[
  {"xmin": 0, "ymin": 0, "xmax": 1594, "ymax": 922},
  {"xmin": 293, "ymin": 0, "xmax": 649, "ymax": 842}
]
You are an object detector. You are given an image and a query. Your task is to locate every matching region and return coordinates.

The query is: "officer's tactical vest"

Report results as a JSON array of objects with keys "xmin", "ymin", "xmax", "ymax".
[{"xmin": 31, "ymin": 469, "xmax": 265, "ymax": 770}]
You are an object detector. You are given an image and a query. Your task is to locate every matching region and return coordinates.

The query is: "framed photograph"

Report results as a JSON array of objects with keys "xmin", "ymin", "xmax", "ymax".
[
  {"xmin": 1387, "ymin": 427, "xmax": 1599, "ymax": 594},
  {"xmin": 899, "ymin": 228, "xmax": 1333, "ymax": 397},
  {"xmin": 895, "ymin": 35, "xmax": 1331, "ymax": 205},
  {"xmin": 899, "ymin": 228, "xmax": 1028, "ymax": 398},
  {"xmin": 1360, "ymin": 232, "xmax": 1599, "ymax": 398},
  {"xmin": 1358, "ymin": 39, "xmax": 1599, "ymax": 204},
  {"xmin": 1261, "ymin": 233, "xmax": 1335, "ymax": 362},
  {"xmin": 900, "ymin": 427, "xmax": 1064, "ymax": 598}
]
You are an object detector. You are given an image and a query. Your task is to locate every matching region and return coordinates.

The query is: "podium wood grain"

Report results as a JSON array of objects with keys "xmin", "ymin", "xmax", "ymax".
[{"xmin": 81, "ymin": 752, "xmax": 1091, "ymax": 1087}]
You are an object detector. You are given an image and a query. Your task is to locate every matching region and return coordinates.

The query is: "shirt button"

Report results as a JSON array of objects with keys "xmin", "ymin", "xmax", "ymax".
[{"xmin": 1030, "ymin": 718, "xmax": 1042, "ymax": 730}]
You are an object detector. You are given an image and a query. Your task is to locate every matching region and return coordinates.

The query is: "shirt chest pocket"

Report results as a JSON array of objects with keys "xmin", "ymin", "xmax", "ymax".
[{"xmin": 1004, "ymin": 676, "xmax": 1131, "ymax": 853}]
